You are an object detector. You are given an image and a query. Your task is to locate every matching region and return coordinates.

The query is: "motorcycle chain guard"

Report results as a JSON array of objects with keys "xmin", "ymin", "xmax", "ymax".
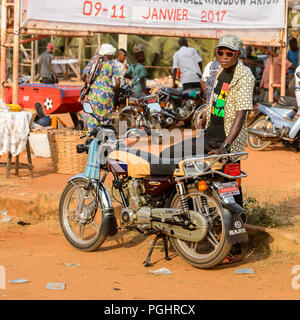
[{"xmin": 136, "ymin": 208, "xmax": 208, "ymax": 242}]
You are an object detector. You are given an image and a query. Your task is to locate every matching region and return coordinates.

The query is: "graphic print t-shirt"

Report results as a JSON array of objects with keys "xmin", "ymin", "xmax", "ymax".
[{"xmin": 206, "ymin": 67, "xmax": 235, "ymax": 142}]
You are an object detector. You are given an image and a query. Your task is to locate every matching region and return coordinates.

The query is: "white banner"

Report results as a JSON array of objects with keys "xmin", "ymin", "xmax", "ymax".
[{"xmin": 25, "ymin": 0, "xmax": 285, "ymax": 30}]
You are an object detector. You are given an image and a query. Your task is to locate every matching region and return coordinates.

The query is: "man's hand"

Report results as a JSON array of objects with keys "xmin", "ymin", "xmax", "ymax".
[{"xmin": 208, "ymin": 146, "xmax": 227, "ymax": 155}]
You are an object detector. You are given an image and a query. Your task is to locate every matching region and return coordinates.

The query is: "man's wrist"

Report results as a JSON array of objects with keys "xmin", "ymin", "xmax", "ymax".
[{"xmin": 221, "ymin": 141, "xmax": 231, "ymax": 152}]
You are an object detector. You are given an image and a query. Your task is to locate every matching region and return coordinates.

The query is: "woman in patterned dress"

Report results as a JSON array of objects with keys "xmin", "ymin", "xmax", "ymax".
[{"xmin": 82, "ymin": 44, "xmax": 120, "ymax": 129}]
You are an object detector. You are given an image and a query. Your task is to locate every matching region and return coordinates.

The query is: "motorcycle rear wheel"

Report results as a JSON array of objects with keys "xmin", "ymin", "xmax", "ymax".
[
  {"xmin": 192, "ymin": 105, "xmax": 207, "ymax": 129},
  {"xmin": 59, "ymin": 178, "xmax": 107, "ymax": 252},
  {"xmin": 169, "ymin": 187, "xmax": 232, "ymax": 269},
  {"xmin": 247, "ymin": 117, "xmax": 273, "ymax": 151}
]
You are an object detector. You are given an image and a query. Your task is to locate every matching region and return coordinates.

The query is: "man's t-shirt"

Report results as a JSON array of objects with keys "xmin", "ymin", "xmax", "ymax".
[
  {"xmin": 39, "ymin": 52, "xmax": 53, "ymax": 79},
  {"xmin": 126, "ymin": 63, "xmax": 147, "ymax": 93},
  {"xmin": 172, "ymin": 46, "xmax": 203, "ymax": 85},
  {"xmin": 206, "ymin": 67, "xmax": 235, "ymax": 142}
]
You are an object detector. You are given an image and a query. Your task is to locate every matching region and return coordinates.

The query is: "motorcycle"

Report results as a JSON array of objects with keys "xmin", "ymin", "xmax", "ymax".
[
  {"xmin": 59, "ymin": 101, "xmax": 249, "ymax": 269},
  {"xmin": 118, "ymin": 82, "xmax": 163, "ymax": 143},
  {"xmin": 157, "ymin": 86, "xmax": 206, "ymax": 129},
  {"xmin": 247, "ymin": 71, "xmax": 300, "ymax": 151}
]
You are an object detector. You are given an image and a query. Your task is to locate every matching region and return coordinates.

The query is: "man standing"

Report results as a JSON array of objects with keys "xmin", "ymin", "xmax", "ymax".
[
  {"xmin": 124, "ymin": 44, "xmax": 148, "ymax": 95},
  {"xmin": 199, "ymin": 35, "xmax": 254, "ymax": 158},
  {"xmin": 172, "ymin": 37, "xmax": 203, "ymax": 90},
  {"xmin": 164, "ymin": 35, "xmax": 254, "ymax": 205},
  {"xmin": 113, "ymin": 49, "xmax": 128, "ymax": 110},
  {"xmin": 114, "ymin": 48, "xmax": 128, "ymax": 86},
  {"xmin": 38, "ymin": 43, "xmax": 57, "ymax": 84}
]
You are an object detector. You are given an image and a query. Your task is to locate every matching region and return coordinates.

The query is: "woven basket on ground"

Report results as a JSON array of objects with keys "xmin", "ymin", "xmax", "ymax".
[{"xmin": 47, "ymin": 129, "xmax": 88, "ymax": 174}]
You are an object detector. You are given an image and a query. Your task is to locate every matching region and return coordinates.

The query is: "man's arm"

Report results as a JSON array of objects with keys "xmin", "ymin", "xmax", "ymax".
[
  {"xmin": 172, "ymin": 52, "xmax": 179, "ymax": 88},
  {"xmin": 47, "ymin": 58, "xmax": 57, "ymax": 82},
  {"xmin": 124, "ymin": 65, "xmax": 133, "ymax": 80},
  {"xmin": 208, "ymin": 110, "xmax": 247, "ymax": 155},
  {"xmin": 172, "ymin": 68, "xmax": 178, "ymax": 88},
  {"xmin": 198, "ymin": 61, "xmax": 203, "ymax": 74}
]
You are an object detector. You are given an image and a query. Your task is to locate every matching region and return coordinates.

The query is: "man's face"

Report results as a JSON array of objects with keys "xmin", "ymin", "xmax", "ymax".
[
  {"xmin": 215, "ymin": 46, "xmax": 240, "ymax": 69},
  {"xmin": 136, "ymin": 52, "xmax": 145, "ymax": 63},
  {"xmin": 290, "ymin": 41, "xmax": 298, "ymax": 52},
  {"xmin": 118, "ymin": 51, "xmax": 126, "ymax": 63}
]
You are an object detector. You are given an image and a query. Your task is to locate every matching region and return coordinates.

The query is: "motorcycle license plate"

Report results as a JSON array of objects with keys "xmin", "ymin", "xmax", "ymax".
[{"xmin": 216, "ymin": 182, "xmax": 240, "ymax": 197}]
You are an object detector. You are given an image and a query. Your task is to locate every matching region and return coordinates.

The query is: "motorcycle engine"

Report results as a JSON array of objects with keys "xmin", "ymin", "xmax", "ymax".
[
  {"xmin": 177, "ymin": 99, "xmax": 196, "ymax": 119},
  {"xmin": 126, "ymin": 178, "xmax": 147, "ymax": 211},
  {"xmin": 121, "ymin": 178, "xmax": 147, "ymax": 226}
]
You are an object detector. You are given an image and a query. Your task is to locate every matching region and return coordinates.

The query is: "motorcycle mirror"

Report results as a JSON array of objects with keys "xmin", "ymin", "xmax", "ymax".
[{"xmin": 82, "ymin": 102, "xmax": 93, "ymax": 114}]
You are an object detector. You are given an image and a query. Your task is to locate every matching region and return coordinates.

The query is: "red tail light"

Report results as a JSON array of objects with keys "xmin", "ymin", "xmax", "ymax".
[{"xmin": 223, "ymin": 163, "xmax": 241, "ymax": 176}]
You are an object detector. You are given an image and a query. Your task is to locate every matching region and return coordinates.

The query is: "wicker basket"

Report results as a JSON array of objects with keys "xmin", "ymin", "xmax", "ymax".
[{"xmin": 47, "ymin": 129, "xmax": 88, "ymax": 174}]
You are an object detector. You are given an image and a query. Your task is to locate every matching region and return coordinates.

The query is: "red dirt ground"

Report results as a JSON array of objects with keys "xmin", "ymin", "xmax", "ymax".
[{"xmin": 0, "ymin": 134, "xmax": 300, "ymax": 300}]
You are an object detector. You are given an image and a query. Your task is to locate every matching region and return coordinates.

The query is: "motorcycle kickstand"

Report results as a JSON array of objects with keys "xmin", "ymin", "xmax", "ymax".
[
  {"xmin": 162, "ymin": 234, "xmax": 171, "ymax": 262},
  {"xmin": 143, "ymin": 233, "xmax": 171, "ymax": 267}
]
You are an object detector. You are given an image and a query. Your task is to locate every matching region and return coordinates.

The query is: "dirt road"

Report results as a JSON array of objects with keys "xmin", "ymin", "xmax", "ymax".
[{"xmin": 0, "ymin": 144, "xmax": 300, "ymax": 300}]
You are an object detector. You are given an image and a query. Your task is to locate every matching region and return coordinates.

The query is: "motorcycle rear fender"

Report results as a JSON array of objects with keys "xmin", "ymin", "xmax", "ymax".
[
  {"xmin": 67, "ymin": 174, "xmax": 118, "ymax": 237},
  {"xmin": 221, "ymin": 201, "xmax": 248, "ymax": 245}
]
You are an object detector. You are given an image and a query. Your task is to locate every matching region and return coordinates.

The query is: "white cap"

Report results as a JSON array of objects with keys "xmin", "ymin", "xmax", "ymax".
[{"xmin": 99, "ymin": 43, "xmax": 116, "ymax": 56}]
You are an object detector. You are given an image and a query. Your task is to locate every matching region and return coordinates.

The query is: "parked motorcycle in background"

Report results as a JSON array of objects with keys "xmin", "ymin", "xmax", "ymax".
[
  {"xmin": 157, "ymin": 86, "xmax": 207, "ymax": 129},
  {"xmin": 59, "ymin": 102, "xmax": 249, "ymax": 269},
  {"xmin": 247, "ymin": 69, "xmax": 300, "ymax": 151}
]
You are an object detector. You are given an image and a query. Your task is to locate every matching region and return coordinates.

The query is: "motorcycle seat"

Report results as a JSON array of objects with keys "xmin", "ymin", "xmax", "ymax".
[
  {"xmin": 166, "ymin": 87, "xmax": 183, "ymax": 96},
  {"xmin": 131, "ymin": 92, "xmax": 147, "ymax": 100},
  {"xmin": 110, "ymin": 146, "xmax": 210, "ymax": 177}
]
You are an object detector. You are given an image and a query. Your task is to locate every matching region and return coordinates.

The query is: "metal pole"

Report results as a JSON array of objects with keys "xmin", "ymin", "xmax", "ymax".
[
  {"xmin": 12, "ymin": 0, "xmax": 20, "ymax": 104},
  {"xmin": 1, "ymin": 0, "xmax": 8, "ymax": 101}
]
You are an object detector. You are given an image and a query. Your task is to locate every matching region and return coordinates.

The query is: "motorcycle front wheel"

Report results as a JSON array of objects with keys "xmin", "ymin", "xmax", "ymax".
[
  {"xmin": 59, "ymin": 178, "xmax": 107, "ymax": 252},
  {"xmin": 169, "ymin": 186, "xmax": 232, "ymax": 269},
  {"xmin": 247, "ymin": 116, "xmax": 273, "ymax": 151}
]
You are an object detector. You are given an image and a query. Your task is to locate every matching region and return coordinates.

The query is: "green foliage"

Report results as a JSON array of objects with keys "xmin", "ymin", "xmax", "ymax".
[
  {"xmin": 50, "ymin": 34, "xmax": 217, "ymax": 79},
  {"xmin": 243, "ymin": 197, "xmax": 283, "ymax": 228}
]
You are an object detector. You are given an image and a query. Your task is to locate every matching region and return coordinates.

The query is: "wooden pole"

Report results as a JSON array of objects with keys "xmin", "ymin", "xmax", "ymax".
[
  {"xmin": 78, "ymin": 37, "xmax": 83, "ymax": 78},
  {"xmin": 30, "ymin": 37, "xmax": 34, "ymax": 83},
  {"xmin": 269, "ymin": 54, "xmax": 274, "ymax": 103},
  {"xmin": 118, "ymin": 34, "xmax": 128, "ymax": 50},
  {"xmin": 12, "ymin": 0, "xmax": 20, "ymax": 104},
  {"xmin": 280, "ymin": 0, "xmax": 288, "ymax": 98},
  {"xmin": 281, "ymin": 44, "xmax": 287, "ymax": 98},
  {"xmin": 1, "ymin": 0, "xmax": 8, "ymax": 102}
]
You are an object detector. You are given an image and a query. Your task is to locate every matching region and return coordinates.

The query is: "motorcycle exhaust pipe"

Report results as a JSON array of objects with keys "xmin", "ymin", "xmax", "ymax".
[{"xmin": 247, "ymin": 128, "xmax": 278, "ymax": 139}]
